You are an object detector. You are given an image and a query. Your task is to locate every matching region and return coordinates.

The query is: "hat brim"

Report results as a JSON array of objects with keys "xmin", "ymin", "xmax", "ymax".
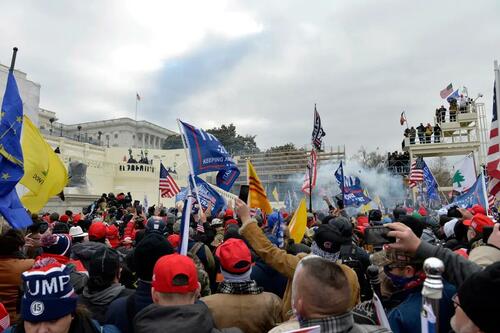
[
  {"xmin": 463, "ymin": 219, "xmax": 472, "ymax": 226},
  {"xmin": 70, "ymin": 232, "xmax": 88, "ymax": 238}
]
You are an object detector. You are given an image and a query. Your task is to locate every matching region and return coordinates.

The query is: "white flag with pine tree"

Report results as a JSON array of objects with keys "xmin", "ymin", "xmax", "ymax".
[{"xmin": 452, "ymin": 153, "xmax": 476, "ymax": 193}]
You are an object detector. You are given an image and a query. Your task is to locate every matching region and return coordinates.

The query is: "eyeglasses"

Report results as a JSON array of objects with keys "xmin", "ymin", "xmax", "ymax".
[{"xmin": 452, "ymin": 294, "xmax": 461, "ymax": 309}]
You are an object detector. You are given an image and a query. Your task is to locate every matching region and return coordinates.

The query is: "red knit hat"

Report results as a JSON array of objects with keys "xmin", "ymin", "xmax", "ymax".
[
  {"xmin": 152, "ymin": 254, "xmax": 198, "ymax": 293},
  {"xmin": 215, "ymin": 238, "xmax": 251, "ymax": 274},
  {"xmin": 167, "ymin": 234, "xmax": 180, "ymax": 249}
]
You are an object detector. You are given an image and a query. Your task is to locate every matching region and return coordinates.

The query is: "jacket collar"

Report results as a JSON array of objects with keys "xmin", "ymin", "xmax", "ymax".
[{"xmin": 299, "ymin": 312, "xmax": 355, "ymax": 332}]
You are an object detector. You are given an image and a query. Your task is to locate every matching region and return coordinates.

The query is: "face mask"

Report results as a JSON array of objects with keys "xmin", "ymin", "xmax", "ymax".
[{"xmin": 384, "ymin": 266, "xmax": 415, "ymax": 289}]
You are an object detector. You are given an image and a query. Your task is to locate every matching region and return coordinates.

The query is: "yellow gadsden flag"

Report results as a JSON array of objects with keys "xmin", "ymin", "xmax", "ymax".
[
  {"xmin": 20, "ymin": 116, "xmax": 68, "ymax": 212},
  {"xmin": 288, "ymin": 198, "xmax": 307, "ymax": 243},
  {"xmin": 247, "ymin": 160, "xmax": 272, "ymax": 214}
]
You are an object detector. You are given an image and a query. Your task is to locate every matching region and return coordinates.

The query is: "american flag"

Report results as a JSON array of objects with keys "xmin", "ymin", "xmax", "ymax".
[
  {"xmin": 311, "ymin": 105, "xmax": 326, "ymax": 150},
  {"xmin": 409, "ymin": 158, "xmax": 425, "ymax": 188},
  {"xmin": 159, "ymin": 163, "xmax": 180, "ymax": 198},
  {"xmin": 487, "ymin": 81, "xmax": 500, "ymax": 199},
  {"xmin": 440, "ymin": 83, "xmax": 453, "ymax": 99},
  {"xmin": 301, "ymin": 149, "xmax": 318, "ymax": 195}
]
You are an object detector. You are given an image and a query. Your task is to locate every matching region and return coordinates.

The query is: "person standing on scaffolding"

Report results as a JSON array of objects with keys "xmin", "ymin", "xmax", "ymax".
[{"xmin": 434, "ymin": 123, "xmax": 441, "ymax": 143}]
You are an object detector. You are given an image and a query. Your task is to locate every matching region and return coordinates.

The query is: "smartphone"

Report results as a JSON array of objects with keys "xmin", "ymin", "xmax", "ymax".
[
  {"xmin": 239, "ymin": 185, "xmax": 250, "ymax": 203},
  {"xmin": 364, "ymin": 226, "xmax": 396, "ymax": 245},
  {"xmin": 483, "ymin": 226, "xmax": 494, "ymax": 244}
]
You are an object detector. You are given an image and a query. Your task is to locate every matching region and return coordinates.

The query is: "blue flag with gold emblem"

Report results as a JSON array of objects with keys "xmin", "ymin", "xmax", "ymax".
[{"xmin": 0, "ymin": 71, "xmax": 32, "ymax": 228}]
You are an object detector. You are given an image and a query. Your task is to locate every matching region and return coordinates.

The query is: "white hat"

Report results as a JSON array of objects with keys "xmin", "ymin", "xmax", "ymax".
[{"xmin": 69, "ymin": 226, "xmax": 88, "ymax": 238}]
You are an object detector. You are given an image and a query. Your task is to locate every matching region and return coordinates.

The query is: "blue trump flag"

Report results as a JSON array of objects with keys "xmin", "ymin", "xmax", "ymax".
[
  {"xmin": 446, "ymin": 89, "xmax": 460, "ymax": 103},
  {"xmin": 335, "ymin": 162, "xmax": 371, "ymax": 207},
  {"xmin": 175, "ymin": 187, "xmax": 188, "ymax": 202},
  {"xmin": 179, "ymin": 120, "xmax": 239, "ymax": 191},
  {"xmin": 422, "ymin": 159, "xmax": 439, "ymax": 202},
  {"xmin": 190, "ymin": 176, "xmax": 226, "ymax": 216},
  {"xmin": 0, "ymin": 70, "xmax": 31, "ymax": 229},
  {"xmin": 449, "ymin": 174, "xmax": 488, "ymax": 209}
]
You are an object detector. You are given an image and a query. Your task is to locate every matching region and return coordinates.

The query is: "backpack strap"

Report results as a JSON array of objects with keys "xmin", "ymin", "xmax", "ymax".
[{"xmin": 189, "ymin": 242, "xmax": 204, "ymax": 257}]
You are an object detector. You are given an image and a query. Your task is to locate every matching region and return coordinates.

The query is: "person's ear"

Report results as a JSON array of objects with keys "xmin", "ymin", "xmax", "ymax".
[
  {"xmin": 195, "ymin": 282, "xmax": 201, "ymax": 299},
  {"xmin": 403, "ymin": 265, "xmax": 416, "ymax": 278},
  {"xmin": 151, "ymin": 288, "xmax": 160, "ymax": 304}
]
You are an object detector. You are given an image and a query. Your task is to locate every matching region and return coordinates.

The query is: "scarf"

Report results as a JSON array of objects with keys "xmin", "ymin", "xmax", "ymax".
[
  {"xmin": 311, "ymin": 242, "xmax": 340, "ymax": 262},
  {"xmin": 217, "ymin": 280, "xmax": 263, "ymax": 295}
]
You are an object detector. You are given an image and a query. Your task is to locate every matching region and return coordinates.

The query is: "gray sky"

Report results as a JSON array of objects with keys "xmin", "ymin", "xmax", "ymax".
[{"xmin": 1, "ymin": 0, "xmax": 499, "ymax": 155}]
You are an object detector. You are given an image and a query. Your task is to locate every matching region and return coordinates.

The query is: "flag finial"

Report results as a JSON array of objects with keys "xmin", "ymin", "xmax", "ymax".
[{"xmin": 9, "ymin": 47, "xmax": 18, "ymax": 73}]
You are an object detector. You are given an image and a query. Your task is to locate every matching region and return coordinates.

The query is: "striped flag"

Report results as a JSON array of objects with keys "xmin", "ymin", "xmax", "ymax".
[
  {"xmin": 159, "ymin": 162, "xmax": 181, "ymax": 198},
  {"xmin": 409, "ymin": 158, "xmax": 425, "ymax": 188},
  {"xmin": 440, "ymin": 83, "xmax": 453, "ymax": 99},
  {"xmin": 301, "ymin": 150, "xmax": 318, "ymax": 195},
  {"xmin": 487, "ymin": 78, "xmax": 500, "ymax": 199}
]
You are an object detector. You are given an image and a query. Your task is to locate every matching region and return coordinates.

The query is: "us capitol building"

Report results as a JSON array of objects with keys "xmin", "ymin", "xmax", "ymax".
[
  {"xmin": 0, "ymin": 63, "xmax": 190, "ymax": 212},
  {"xmin": 1, "ymin": 64, "xmax": 346, "ymax": 213}
]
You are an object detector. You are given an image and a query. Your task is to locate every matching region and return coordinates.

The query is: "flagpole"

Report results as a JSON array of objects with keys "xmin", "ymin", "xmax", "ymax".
[
  {"xmin": 157, "ymin": 160, "xmax": 162, "ymax": 206},
  {"xmin": 309, "ymin": 156, "xmax": 313, "ymax": 212},
  {"xmin": 177, "ymin": 119, "xmax": 203, "ymax": 217},
  {"xmin": 9, "ymin": 47, "xmax": 18, "ymax": 73}
]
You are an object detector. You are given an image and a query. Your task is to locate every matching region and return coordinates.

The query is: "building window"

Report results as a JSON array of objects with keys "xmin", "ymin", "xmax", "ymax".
[{"xmin": 114, "ymin": 133, "xmax": 118, "ymax": 139}]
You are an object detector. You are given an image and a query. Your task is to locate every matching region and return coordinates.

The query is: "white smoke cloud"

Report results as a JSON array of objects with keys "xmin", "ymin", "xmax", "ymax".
[{"xmin": 289, "ymin": 159, "xmax": 406, "ymax": 212}]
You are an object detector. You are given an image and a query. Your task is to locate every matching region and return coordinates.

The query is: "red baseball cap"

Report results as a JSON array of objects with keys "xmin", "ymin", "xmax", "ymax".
[
  {"xmin": 463, "ymin": 214, "xmax": 494, "ymax": 233},
  {"xmin": 215, "ymin": 238, "xmax": 251, "ymax": 274},
  {"xmin": 224, "ymin": 209, "xmax": 234, "ymax": 218},
  {"xmin": 468, "ymin": 204, "xmax": 486, "ymax": 216},
  {"xmin": 59, "ymin": 215, "xmax": 70, "ymax": 223},
  {"xmin": 167, "ymin": 234, "xmax": 180, "ymax": 248},
  {"xmin": 152, "ymin": 254, "xmax": 198, "ymax": 293},
  {"xmin": 89, "ymin": 222, "xmax": 107, "ymax": 240}
]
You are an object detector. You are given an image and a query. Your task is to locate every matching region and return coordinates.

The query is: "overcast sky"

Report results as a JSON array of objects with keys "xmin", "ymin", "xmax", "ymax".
[{"xmin": 1, "ymin": 0, "xmax": 499, "ymax": 155}]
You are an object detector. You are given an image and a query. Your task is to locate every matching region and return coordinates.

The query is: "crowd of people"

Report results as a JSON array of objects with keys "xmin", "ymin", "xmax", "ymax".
[
  {"xmin": 0, "ymin": 191, "xmax": 499, "ymax": 333},
  {"xmin": 402, "ymin": 94, "xmax": 478, "ymax": 147}
]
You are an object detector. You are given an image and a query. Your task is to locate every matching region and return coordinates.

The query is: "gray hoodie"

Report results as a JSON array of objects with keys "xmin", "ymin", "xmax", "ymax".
[
  {"xmin": 79, "ymin": 283, "xmax": 133, "ymax": 324},
  {"xmin": 134, "ymin": 302, "xmax": 242, "ymax": 333}
]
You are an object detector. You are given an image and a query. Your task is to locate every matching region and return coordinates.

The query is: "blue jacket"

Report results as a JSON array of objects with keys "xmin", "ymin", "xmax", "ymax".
[
  {"xmin": 105, "ymin": 280, "xmax": 152, "ymax": 333},
  {"xmin": 388, "ymin": 281, "xmax": 456, "ymax": 333}
]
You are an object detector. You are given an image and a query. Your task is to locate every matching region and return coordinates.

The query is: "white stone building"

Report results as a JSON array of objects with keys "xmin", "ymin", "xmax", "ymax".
[
  {"xmin": 0, "ymin": 64, "xmax": 40, "ymax": 124},
  {"xmin": 38, "ymin": 110, "xmax": 176, "ymax": 149}
]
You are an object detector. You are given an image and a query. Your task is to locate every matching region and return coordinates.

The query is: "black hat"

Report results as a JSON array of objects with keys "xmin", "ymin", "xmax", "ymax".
[
  {"xmin": 314, "ymin": 222, "xmax": 349, "ymax": 253},
  {"xmin": 145, "ymin": 217, "xmax": 167, "ymax": 235},
  {"xmin": 398, "ymin": 215, "xmax": 425, "ymax": 238},
  {"xmin": 133, "ymin": 233, "xmax": 174, "ymax": 281},
  {"xmin": 88, "ymin": 247, "xmax": 120, "ymax": 292},
  {"xmin": 52, "ymin": 222, "xmax": 70, "ymax": 234},
  {"xmin": 368, "ymin": 210, "xmax": 382, "ymax": 224},
  {"xmin": 458, "ymin": 262, "xmax": 500, "ymax": 333}
]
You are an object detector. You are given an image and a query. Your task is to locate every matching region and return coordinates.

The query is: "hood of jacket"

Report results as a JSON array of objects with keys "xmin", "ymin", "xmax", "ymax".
[
  {"xmin": 134, "ymin": 303, "xmax": 217, "ymax": 333},
  {"xmin": 82, "ymin": 283, "xmax": 126, "ymax": 306}
]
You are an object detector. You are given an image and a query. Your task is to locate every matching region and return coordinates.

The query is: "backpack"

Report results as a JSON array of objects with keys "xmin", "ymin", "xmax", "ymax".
[{"xmin": 188, "ymin": 242, "xmax": 211, "ymax": 297}]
